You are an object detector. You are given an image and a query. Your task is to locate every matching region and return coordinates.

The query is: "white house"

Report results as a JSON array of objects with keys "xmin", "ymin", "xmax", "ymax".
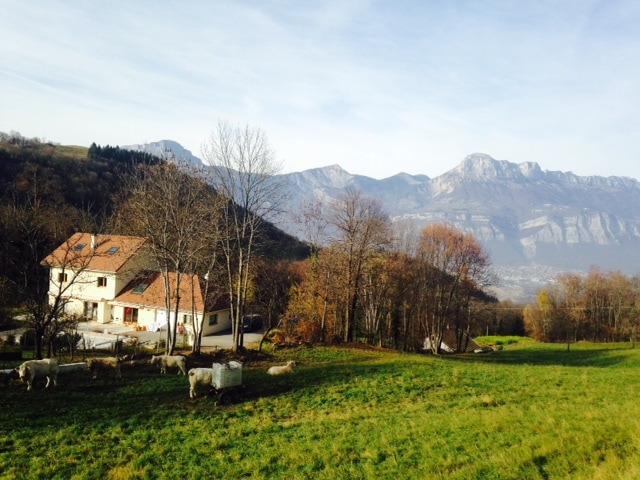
[
  {"xmin": 42, "ymin": 233, "xmax": 231, "ymax": 336},
  {"xmin": 111, "ymin": 269, "xmax": 231, "ymax": 336}
]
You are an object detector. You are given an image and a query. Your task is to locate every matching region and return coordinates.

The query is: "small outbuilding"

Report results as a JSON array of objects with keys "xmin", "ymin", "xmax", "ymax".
[{"xmin": 423, "ymin": 329, "xmax": 480, "ymax": 354}]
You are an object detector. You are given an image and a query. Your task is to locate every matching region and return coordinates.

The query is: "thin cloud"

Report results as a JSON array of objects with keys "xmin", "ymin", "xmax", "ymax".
[{"xmin": 1, "ymin": 1, "xmax": 639, "ymax": 179}]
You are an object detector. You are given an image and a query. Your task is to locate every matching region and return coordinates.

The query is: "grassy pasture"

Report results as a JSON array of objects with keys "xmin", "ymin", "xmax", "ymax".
[
  {"xmin": 2, "ymin": 341, "xmax": 640, "ymax": 479},
  {"xmin": 52, "ymin": 145, "xmax": 89, "ymax": 159}
]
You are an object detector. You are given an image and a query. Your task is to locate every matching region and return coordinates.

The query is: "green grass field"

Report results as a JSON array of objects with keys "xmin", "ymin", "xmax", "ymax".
[
  {"xmin": 2, "ymin": 341, "xmax": 640, "ymax": 479},
  {"xmin": 52, "ymin": 145, "xmax": 89, "ymax": 159}
]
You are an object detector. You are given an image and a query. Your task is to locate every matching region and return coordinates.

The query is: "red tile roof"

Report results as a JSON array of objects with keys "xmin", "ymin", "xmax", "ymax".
[
  {"xmin": 113, "ymin": 270, "xmax": 225, "ymax": 313},
  {"xmin": 41, "ymin": 233, "xmax": 147, "ymax": 272}
]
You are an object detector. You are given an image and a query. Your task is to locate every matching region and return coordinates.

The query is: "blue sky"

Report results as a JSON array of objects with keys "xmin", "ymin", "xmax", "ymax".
[{"xmin": 1, "ymin": 1, "xmax": 639, "ymax": 179}]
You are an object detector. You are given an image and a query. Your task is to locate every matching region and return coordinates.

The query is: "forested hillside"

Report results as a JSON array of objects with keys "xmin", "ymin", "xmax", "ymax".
[
  {"xmin": 0, "ymin": 132, "xmax": 308, "ymax": 324},
  {"xmin": 0, "ymin": 133, "xmax": 160, "ymax": 217}
]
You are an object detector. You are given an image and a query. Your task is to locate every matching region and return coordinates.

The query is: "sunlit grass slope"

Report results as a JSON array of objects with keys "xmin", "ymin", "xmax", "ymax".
[{"xmin": 2, "ymin": 342, "xmax": 640, "ymax": 479}]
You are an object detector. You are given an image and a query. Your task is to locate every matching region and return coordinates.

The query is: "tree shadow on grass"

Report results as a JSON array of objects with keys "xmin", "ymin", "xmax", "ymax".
[
  {"xmin": 218, "ymin": 350, "xmax": 371, "ymax": 401},
  {"xmin": 224, "ymin": 344, "xmax": 640, "ymax": 406},
  {"xmin": 3, "ymin": 359, "xmax": 344, "ymax": 434},
  {"xmin": 239, "ymin": 356, "xmax": 441, "ymax": 405}
]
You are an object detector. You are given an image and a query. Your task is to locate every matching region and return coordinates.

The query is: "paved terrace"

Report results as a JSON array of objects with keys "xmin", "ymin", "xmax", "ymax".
[{"xmin": 75, "ymin": 321, "xmax": 264, "ymax": 351}]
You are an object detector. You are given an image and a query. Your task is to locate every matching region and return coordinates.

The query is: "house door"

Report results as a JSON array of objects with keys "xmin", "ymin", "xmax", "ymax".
[
  {"xmin": 85, "ymin": 302, "xmax": 98, "ymax": 320},
  {"xmin": 155, "ymin": 310, "xmax": 167, "ymax": 330},
  {"xmin": 124, "ymin": 307, "xmax": 139, "ymax": 324}
]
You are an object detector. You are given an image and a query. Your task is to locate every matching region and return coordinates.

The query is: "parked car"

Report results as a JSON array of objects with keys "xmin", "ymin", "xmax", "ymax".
[{"xmin": 241, "ymin": 314, "xmax": 263, "ymax": 332}]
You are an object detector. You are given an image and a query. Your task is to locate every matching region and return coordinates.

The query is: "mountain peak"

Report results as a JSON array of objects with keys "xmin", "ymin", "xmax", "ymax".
[
  {"xmin": 289, "ymin": 164, "xmax": 355, "ymax": 189},
  {"xmin": 518, "ymin": 161, "xmax": 543, "ymax": 178},
  {"xmin": 453, "ymin": 153, "xmax": 542, "ymax": 180},
  {"xmin": 457, "ymin": 153, "xmax": 501, "ymax": 176},
  {"xmin": 122, "ymin": 140, "xmax": 204, "ymax": 168}
]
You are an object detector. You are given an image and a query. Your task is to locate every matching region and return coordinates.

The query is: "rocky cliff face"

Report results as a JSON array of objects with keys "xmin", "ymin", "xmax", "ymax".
[{"xmin": 278, "ymin": 153, "xmax": 640, "ymax": 280}]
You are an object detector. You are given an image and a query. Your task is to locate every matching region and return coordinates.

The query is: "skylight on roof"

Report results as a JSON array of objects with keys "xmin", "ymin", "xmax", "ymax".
[
  {"xmin": 133, "ymin": 283, "xmax": 149, "ymax": 294},
  {"xmin": 73, "ymin": 243, "xmax": 86, "ymax": 251},
  {"xmin": 107, "ymin": 246, "xmax": 119, "ymax": 255}
]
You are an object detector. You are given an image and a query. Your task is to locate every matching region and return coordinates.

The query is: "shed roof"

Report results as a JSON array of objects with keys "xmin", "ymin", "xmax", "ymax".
[{"xmin": 441, "ymin": 329, "xmax": 480, "ymax": 353}]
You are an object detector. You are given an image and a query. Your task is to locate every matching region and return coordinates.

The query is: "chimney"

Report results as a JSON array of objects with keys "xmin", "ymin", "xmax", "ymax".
[{"xmin": 91, "ymin": 234, "xmax": 97, "ymax": 251}]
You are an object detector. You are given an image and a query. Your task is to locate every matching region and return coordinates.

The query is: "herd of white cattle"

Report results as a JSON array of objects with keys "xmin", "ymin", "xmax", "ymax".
[{"xmin": 7, "ymin": 354, "xmax": 296, "ymax": 397}]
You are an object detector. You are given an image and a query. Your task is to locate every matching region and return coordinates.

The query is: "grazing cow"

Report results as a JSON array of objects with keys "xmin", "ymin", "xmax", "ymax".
[
  {"xmin": 188, "ymin": 368, "xmax": 213, "ymax": 398},
  {"xmin": 16, "ymin": 359, "xmax": 59, "ymax": 391},
  {"xmin": 87, "ymin": 357, "xmax": 122, "ymax": 379},
  {"xmin": 150, "ymin": 355, "xmax": 187, "ymax": 375},
  {"xmin": 267, "ymin": 360, "xmax": 296, "ymax": 376}
]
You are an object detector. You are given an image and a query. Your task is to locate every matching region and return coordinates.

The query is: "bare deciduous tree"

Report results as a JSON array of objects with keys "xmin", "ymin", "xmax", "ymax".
[
  {"xmin": 37, "ymin": 235, "xmax": 102, "ymax": 358},
  {"xmin": 0, "ymin": 168, "xmax": 98, "ymax": 358},
  {"xmin": 187, "ymin": 211, "xmax": 225, "ymax": 355},
  {"xmin": 418, "ymin": 223, "xmax": 491, "ymax": 354},
  {"xmin": 201, "ymin": 121, "xmax": 286, "ymax": 352},
  {"xmin": 526, "ymin": 269, "xmax": 640, "ymax": 345},
  {"xmin": 327, "ymin": 188, "xmax": 391, "ymax": 342},
  {"xmin": 113, "ymin": 160, "xmax": 217, "ymax": 354}
]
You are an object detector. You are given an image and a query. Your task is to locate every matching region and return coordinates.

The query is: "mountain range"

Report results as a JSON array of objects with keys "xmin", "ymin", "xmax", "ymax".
[{"xmin": 123, "ymin": 141, "xmax": 640, "ymax": 301}]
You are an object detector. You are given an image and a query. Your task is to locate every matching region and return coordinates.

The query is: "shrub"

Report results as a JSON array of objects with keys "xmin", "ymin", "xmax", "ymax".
[
  {"xmin": 20, "ymin": 329, "xmax": 36, "ymax": 350},
  {"xmin": 295, "ymin": 319, "xmax": 321, "ymax": 344},
  {"xmin": 54, "ymin": 332, "xmax": 83, "ymax": 355}
]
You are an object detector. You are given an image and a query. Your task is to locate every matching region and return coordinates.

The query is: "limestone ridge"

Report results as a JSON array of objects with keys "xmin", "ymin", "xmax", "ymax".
[{"xmin": 279, "ymin": 153, "xmax": 640, "ymax": 276}]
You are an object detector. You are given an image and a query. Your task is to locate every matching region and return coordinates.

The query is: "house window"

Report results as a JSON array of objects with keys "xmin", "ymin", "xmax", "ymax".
[
  {"xmin": 73, "ymin": 243, "xmax": 86, "ymax": 251},
  {"xmin": 57, "ymin": 272, "xmax": 68, "ymax": 283},
  {"xmin": 107, "ymin": 246, "xmax": 119, "ymax": 255},
  {"xmin": 208, "ymin": 314, "xmax": 218, "ymax": 326},
  {"xmin": 182, "ymin": 314, "xmax": 192, "ymax": 324},
  {"xmin": 97, "ymin": 277, "xmax": 107, "ymax": 287},
  {"xmin": 124, "ymin": 307, "xmax": 139, "ymax": 323},
  {"xmin": 133, "ymin": 283, "xmax": 149, "ymax": 294}
]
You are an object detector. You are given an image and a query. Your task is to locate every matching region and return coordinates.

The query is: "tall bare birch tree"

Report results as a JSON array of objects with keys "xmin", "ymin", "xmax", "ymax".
[
  {"xmin": 186, "ymin": 200, "xmax": 225, "ymax": 355},
  {"xmin": 201, "ymin": 121, "xmax": 286, "ymax": 352}
]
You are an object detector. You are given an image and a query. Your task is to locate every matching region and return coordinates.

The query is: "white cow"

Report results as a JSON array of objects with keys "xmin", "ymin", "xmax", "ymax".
[
  {"xmin": 87, "ymin": 357, "xmax": 122, "ymax": 379},
  {"xmin": 267, "ymin": 360, "xmax": 296, "ymax": 376},
  {"xmin": 150, "ymin": 355, "xmax": 187, "ymax": 375},
  {"xmin": 16, "ymin": 359, "xmax": 59, "ymax": 391},
  {"xmin": 188, "ymin": 368, "xmax": 213, "ymax": 398}
]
